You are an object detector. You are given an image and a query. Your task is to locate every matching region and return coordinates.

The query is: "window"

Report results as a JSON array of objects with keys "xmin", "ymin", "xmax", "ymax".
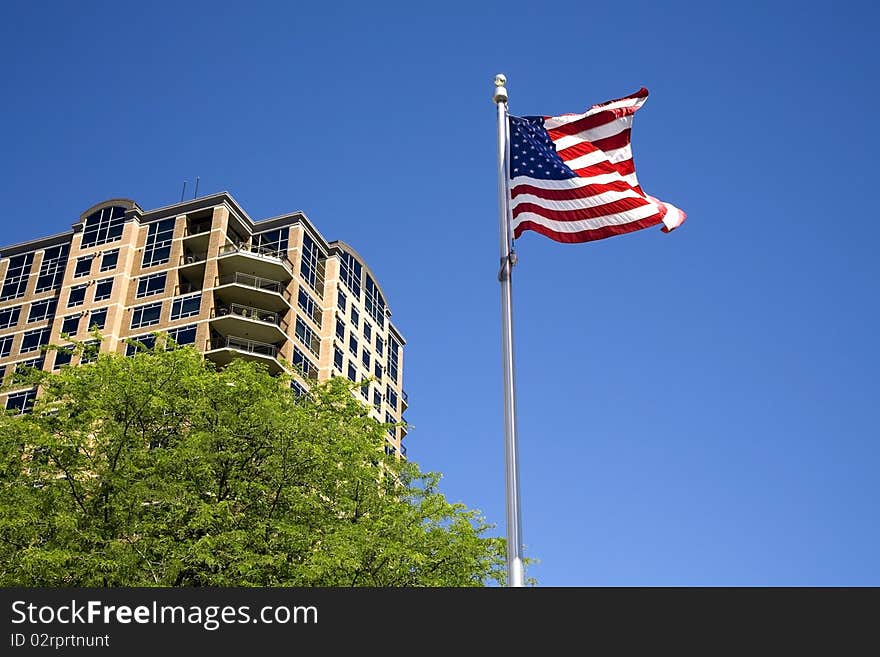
[
  {"xmin": 360, "ymin": 383, "xmax": 368, "ymax": 399},
  {"xmin": 168, "ymin": 324, "xmax": 197, "ymax": 346},
  {"xmin": 21, "ymin": 327, "xmax": 51, "ymax": 353},
  {"xmin": 351, "ymin": 308, "xmax": 359, "ymax": 331},
  {"xmin": 376, "ymin": 336, "xmax": 384, "ymax": 357},
  {"xmin": 68, "ymin": 284, "xmax": 87, "ymax": 307},
  {"xmin": 80, "ymin": 340, "xmax": 100, "ymax": 364},
  {"xmin": 88, "ymin": 308, "xmax": 108, "ymax": 331},
  {"xmin": 11, "ymin": 356, "xmax": 43, "ymax": 384},
  {"xmin": 295, "ymin": 317, "xmax": 320, "ymax": 355},
  {"xmin": 347, "ymin": 363, "xmax": 357, "ymax": 382},
  {"xmin": 54, "ymin": 349, "xmax": 72, "ymax": 368},
  {"xmin": 61, "ymin": 314, "xmax": 80, "ymax": 335},
  {"xmin": 298, "ymin": 288, "xmax": 321, "ymax": 326},
  {"xmin": 334, "ymin": 345, "xmax": 344, "ymax": 371},
  {"xmin": 348, "ymin": 335, "xmax": 358, "ymax": 357},
  {"xmin": 0, "ymin": 306, "xmax": 20, "ymax": 329},
  {"xmin": 6, "ymin": 389, "xmax": 36, "ymax": 414},
  {"xmin": 364, "ymin": 322, "xmax": 372, "ymax": 342},
  {"xmin": 374, "ymin": 362, "xmax": 382, "ymax": 381},
  {"xmin": 385, "ymin": 412, "xmax": 396, "ymax": 437},
  {"xmin": 335, "ymin": 316, "xmax": 345, "ymax": 340},
  {"xmin": 94, "ymin": 277, "xmax": 113, "ymax": 301},
  {"xmin": 365, "ymin": 274, "xmax": 386, "ymax": 327},
  {"xmin": 131, "ymin": 302, "xmax": 162, "ymax": 329},
  {"xmin": 137, "ymin": 272, "xmax": 167, "ymax": 298},
  {"xmin": 125, "ymin": 334, "xmax": 157, "ymax": 356},
  {"xmin": 339, "ymin": 250, "xmax": 362, "ymax": 297},
  {"xmin": 0, "ymin": 335, "xmax": 12, "ymax": 357},
  {"xmin": 74, "ymin": 256, "xmax": 94, "ymax": 278},
  {"xmin": 253, "ymin": 228, "xmax": 288, "ymax": 256},
  {"xmin": 388, "ymin": 337, "xmax": 400, "ymax": 383},
  {"xmin": 100, "ymin": 248, "xmax": 119, "ymax": 272},
  {"xmin": 292, "ymin": 346, "xmax": 317, "ymax": 380},
  {"xmin": 373, "ymin": 389, "xmax": 382, "ymax": 410},
  {"xmin": 290, "ymin": 380, "xmax": 308, "ymax": 399},
  {"xmin": 1, "ymin": 253, "xmax": 34, "ymax": 301},
  {"xmin": 387, "ymin": 386, "xmax": 398, "ymax": 412},
  {"xmin": 28, "ymin": 298, "xmax": 57, "ymax": 323},
  {"xmin": 81, "ymin": 206, "xmax": 125, "ymax": 248},
  {"xmin": 170, "ymin": 294, "xmax": 200, "ymax": 320},
  {"xmin": 337, "ymin": 290, "xmax": 346, "ymax": 313},
  {"xmin": 142, "ymin": 218, "xmax": 175, "ymax": 267},
  {"xmin": 300, "ymin": 234, "xmax": 325, "ymax": 293},
  {"xmin": 35, "ymin": 244, "xmax": 69, "ymax": 293},
  {"xmin": 361, "ymin": 349, "xmax": 370, "ymax": 369}
]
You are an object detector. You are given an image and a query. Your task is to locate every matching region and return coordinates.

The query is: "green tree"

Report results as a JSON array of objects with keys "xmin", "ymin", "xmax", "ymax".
[{"xmin": 0, "ymin": 343, "xmax": 506, "ymax": 586}]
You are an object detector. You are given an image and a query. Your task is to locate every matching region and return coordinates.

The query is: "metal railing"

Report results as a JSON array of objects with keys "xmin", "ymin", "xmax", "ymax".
[
  {"xmin": 212, "ymin": 303, "xmax": 287, "ymax": 330},
  {"xmin": 183, "ymin": 222, "xmax": 212, "ymax": 236},
  {"xmin": 216, "ymin": 272, "xmax": 290, "ymax": 300},
  {"xmin": 219, "ymin": 243, "xmax": 294, "ymax": 271},
  {"xmin": 207, "ymin": 335, "xmax": 279, "ymax": 358},
  {"xmin": 180, "ymin": 252, "xmax": 207, "ymax": 266}
]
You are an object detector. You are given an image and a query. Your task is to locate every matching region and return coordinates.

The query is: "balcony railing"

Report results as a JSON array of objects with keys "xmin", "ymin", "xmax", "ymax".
[
  {"xmin": 219, "ymin": 243, "xmax": 294, "ymax": 270},
  {"xmin": 180, "ymin": 252, "xmax": 207, "ymax": 266},
  {"xmin": 208, "ymin": 336, "xmax": 279, "ymax": 358},
  {"xmin": 216, "ymin": 272, "xmax": 290, "ymax": 299},
  {"xmin": 183, "ymin": 222, "xmax": 212, "ymax": 236},
  {"xmin": 213, "ymin": 303, "xmax": 288, "ymax": 330},
  {"xmin": 402, "ymin": 390, "xmax": 408, "ymax": 405}
]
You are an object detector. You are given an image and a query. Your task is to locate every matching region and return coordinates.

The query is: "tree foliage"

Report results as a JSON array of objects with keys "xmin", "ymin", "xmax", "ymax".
[{"xmin": 0, "ymin": 344, "xmax": 506, "ymax": 586}]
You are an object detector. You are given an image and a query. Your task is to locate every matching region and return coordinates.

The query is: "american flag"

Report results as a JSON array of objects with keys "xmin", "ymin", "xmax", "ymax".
[{"xmin": 509, "ymin": 88, "xmax": 685, "ymax": 243}]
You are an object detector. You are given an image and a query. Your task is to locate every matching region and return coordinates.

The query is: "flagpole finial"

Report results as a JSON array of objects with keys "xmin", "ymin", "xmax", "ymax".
[{"xmin": 493, "ymin": 74, "xmax": 508, "ymax": 104}]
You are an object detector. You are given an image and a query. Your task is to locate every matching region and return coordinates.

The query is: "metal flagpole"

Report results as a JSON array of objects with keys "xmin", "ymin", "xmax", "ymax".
[{"xmin": 493, "ymin": 74, "xmax": 525, "ymax": 588}]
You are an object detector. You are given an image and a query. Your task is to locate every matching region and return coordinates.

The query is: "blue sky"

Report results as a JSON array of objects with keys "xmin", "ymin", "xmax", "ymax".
[{"xmin": 2, "ymin": 1, "xmax": 878, "ymax": 585}]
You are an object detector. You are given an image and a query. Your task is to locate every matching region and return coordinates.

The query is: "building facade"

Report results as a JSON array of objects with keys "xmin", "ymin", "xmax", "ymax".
[{"xmin": 0, "ymin": 193, "xmax": 407, "ymax": 456}]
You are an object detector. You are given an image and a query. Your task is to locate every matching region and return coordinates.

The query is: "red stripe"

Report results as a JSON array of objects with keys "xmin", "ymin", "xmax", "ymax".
[
  {"xmin": 511, "ymin": 195, "xmax": 653, "ymax": 222},
  {"xmin": 554, "ymin": 129, "xmax": 632, "ymax": 161},
  {"xmin": 590, "ymin": 129, "xmax": 632, "ymax": 154},
  {"xmin": 564, "ymin": 158, "xmax": 636, "ymax": 179},
  {"xmin": 513, "ymin": 213, "xmax": 663, "ymax": 243},
  {"xmin": 554, "ymin": 140, "xmax": 601, "ymax": 161},
  {"xmin": 511, "ymin": 179, "xmax": 638, "ymax": 201},
  {"xmin": 547, "ymin": 106, "xmax": 638, "ymax": 140}
]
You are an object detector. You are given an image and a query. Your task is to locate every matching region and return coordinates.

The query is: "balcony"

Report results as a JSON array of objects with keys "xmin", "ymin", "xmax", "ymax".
[
  {"xmin": 214, "ymin": 272, "xmax": 291, "ymax": 311},
  {"xmin": 204, "ymin": 335, "xmax": 284, "ymax": 374},
  {"xmin": 217, "ymin": 243, "xmax": 293, "ymax": 281},
  {"xmin": 209, "ymin": 302, "xmax": 288, "ymax": 344}
]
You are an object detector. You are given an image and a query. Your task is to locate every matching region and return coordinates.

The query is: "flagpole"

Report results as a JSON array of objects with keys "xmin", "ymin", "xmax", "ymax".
[{"xmin": 493, "ymin": 74, "xmax": 525, "ymax": 588}]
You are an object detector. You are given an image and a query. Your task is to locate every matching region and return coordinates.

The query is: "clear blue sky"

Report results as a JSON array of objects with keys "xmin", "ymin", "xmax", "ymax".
[{"xmin": 2, "ymin": 1, "xmax": 878, "ymax": 586}]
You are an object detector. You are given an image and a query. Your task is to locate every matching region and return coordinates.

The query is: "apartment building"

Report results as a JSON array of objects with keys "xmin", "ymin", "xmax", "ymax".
[{"xmin": 0, "ymin": 193, "xmax": 407, "ymax": 456}]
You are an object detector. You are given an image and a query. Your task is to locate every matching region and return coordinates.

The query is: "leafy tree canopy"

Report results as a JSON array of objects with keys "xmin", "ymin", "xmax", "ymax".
[{"xmin": 0, "ymin": 342, "xmax": 506, "ymax": 586}]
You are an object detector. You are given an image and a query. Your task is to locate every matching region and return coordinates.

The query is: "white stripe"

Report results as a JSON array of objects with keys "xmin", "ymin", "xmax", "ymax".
[
  {"xmin": 553, "ymin": 115, "xmax": 633, "ymax": 151},
  {"xmin": 542, "ymin": 94, "xmax": 646, "ymax": 130},
  {"xmin": 512, "ymin": 201, "xmax": 661, "ymax": 234},
  {"xmin": 510, "ymin": 189, "xmax": 645, "ymax": 212},
  {"xmin": 564, "ymin": 145, "xmax": 632, "ymax": 170},
  {"xmin": 510, "ymin": 171, "xmax": 640, "ymax": 190}
]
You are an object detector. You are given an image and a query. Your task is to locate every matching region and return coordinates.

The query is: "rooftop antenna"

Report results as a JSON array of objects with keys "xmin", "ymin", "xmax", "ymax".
[
  {"xmin": 180, "ymin": 180, "xmax": 188, "ymax": 203},
  {"xmin": 193, "ymin": 176, "xmax": 200, "ymax": 199}
]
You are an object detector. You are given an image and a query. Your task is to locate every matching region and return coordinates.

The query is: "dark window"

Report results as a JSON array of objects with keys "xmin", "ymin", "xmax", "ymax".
[
  {"xmin": 351, "ymin": 308, "xmax": 359, "ymax": 331},
  {"xmin": 0, "ymin": 306, "xmax": 20, "ymax": 329},
  {"xmin": 125, "ymin": 334, "xmax": 157, "ymax": 356},
  {"xmin": 348, "ymin": 335, "xmax": 358, "ymax": 357},
  {"xmin": 142, "ymin": 218, "xmax": 175, "ymax": 267},
  {"xmin": 335, "ymin": 316, "xmax": 345, "ymax": 340},
  {"xmin": 295, "ymin": 317, "xmax": 319, "ymax": 355},
  {"xmin": 61, "ymin": 314, "xmax": 80, "ymax": 335},
  {"xmin": 361, "ymin": 349, "xmax": 370, "ymax": 369},
  {"xmin": 168, "ymin": 324, "xmax": 197, "ymax": 346},
  {"xmin": 81, "ymin": 206, "xmax": 125, "ymax": 248},
  {"xmin": 253, "ymin": 228, "xmax": 288, "ymax": 256},
  {"xmin": 137, "ymin": 272, "xmax": 167, "ymax": 298},
  {"xmin": 80, "ymin": 340, "xmax": 100, "ymax": 364},
  {"xmin": 68, "ymin": 284, "xmax": 87, "ymax": 307},
  {"xmin": 385, "ymin": 412, "xmax": 396, "ymax": 437},
  {"xmin": 360, "ymin": 383, "xmax": 368, "ymax": 399},
  {"xmin": 131, "ymin": 302, "xmax": 162, "ymax": 329},
  {"xmin": 299, "ymin": 234, "xmax": 325, "ymax": 293},
  {"xmin": 94, "ymin": 277, "xmax": 113, "ymax": 301},
  {"xmin": 386, "ymin": 386, "xmax": 398, "ymax": 412},
  {"xmin": 88, "ymin": 308, "xmax": 107, "ymax": 331},
  {"xmin": 339, "ymin": 250, "xmax": 362, "ymax": 297},
  {"xmin": 11, "ymin": 357, "xmax": 43, "ymax": 384},
  {"xmin": 28, "ymin": 298, "xmax": 57, "ymax": 323},
  {"xmin": 170, "ymin": 294, "xmax": 200, "ymax": 320},
  {"xmin": 374, "ymin": 362, "xmax": 383, "ymax": 381},
  {"xmin": 21, "ymin": 328, "xmax": 50, "ymax": 353},
  {"xmin": 337, "ymin": 290, "xmax": 346, "ymax": 312},
  {"xmin": 6, "ymin": 389, "xmax": 36, "ymax": 414},
  {"xmin": 298, "ymin": 288, "xmax": 321, "ymax": 326},
  {"xmin": 54, "ymin": 349, "xmax": 72, "ymax": 368},
  {"xmin": 364, "ymin": 322, "xmax": 372, "ymax": 342},
  {"xmin": 334, "ymin": 345, "xmax": 344, "ymax": 370},
  {"xmin": 365, "ymin": 274, "xmax": 386, "ymax": 328},
  {"xmin": 376, "ymin": 336, "xmax": 384, "ymax": 357},
  {"xmin": 100, "ymin": 248, "xmax": 119, "ymax": 272},
  {"xmin": 290, "ymin": 380, "xmax": 308, "ymax": 399},
  {"xmin": 74, "ymin": 256, "xmax": 94, "ymax": 278},
  {"xmin": 388, "ymin": 337, "xmax": 400, "ymax": 383},
  {"xmin": 35, "ymin": 244, "xmax": 69, "ymax": 293},
  {"xmin": 347, "ymin": 363, "xmax": 357, "ymax": 382},
  {"xmin": 292, "ymin": 346, "xmax": 317, "ymax": 380},
  {"xmin": 373, "ymin": 389, "xmax": 382, "ymax": 408},
  {"xmin": 0, "ymin": 335, "xmax": 13, "ymax": 357},
  {"xmin": 1, "ymin": 253, "xmax": 34, "ymax": 301}
]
